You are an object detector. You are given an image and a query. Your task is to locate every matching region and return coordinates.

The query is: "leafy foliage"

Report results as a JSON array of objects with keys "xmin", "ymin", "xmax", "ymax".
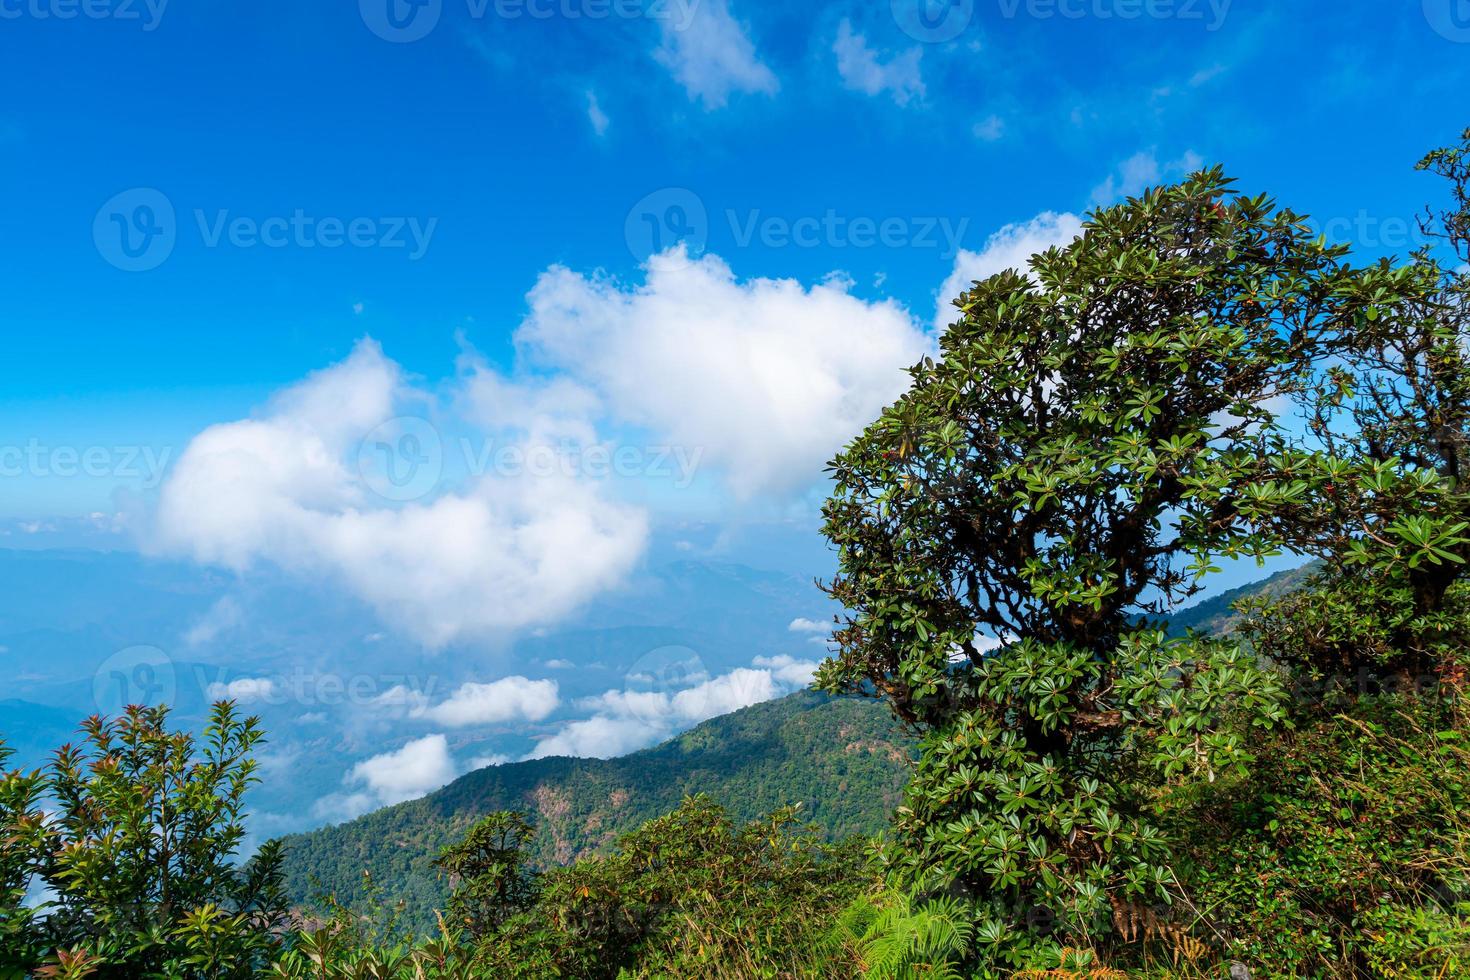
[
  {"xmin": 435, "ymin": 812, "xmax": 537, "ymax": 941},
  {"xmin": 472, "ymin": 795, "xmax": 872, "ymax": 979},
  {"xmin": 0, "ymin": 703, "xmax": 289, "ymax": 979},
  {"xmin": 838, "ymin": 886, "xmax": 976, "ymax": 980},
  {"xmin": 817, "ymin": 166, "xmax": 1360, "ymax": 963},
  {"xmin": 1164, "ymin": 694, "xmax": 1470, "ymax": 976}
]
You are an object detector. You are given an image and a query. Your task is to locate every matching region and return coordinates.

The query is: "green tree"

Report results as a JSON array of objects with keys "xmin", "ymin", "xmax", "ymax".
[
  {"xmin": 434, "ymin": 811, "xmax": 537, "ymax": 941},
  {"xmin": 817, "ymin": 170, "xmax": 1364, "ymax": 966},
  {"xmin": 0, "ymin": 739, "xmax": 49, "ymax": 978},
  {"xmin": 0, "ymin": 703, "xmax": 289, "ymax": 979},
  {"xmin": 477, "ymin": 796, "xmax": 870, "ymax": 979},
  {"xmin": 1237, "ymin": 129, "xmax": 1470, "ymax": 681}
]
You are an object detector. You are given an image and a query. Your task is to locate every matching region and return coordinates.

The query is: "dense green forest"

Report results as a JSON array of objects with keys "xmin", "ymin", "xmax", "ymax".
[
  {"xmin": 279, "ymin": 690, "xmax": 914, "ymax": 928},
  {"xmin": 5, "ymin": 130, "xmax": 1470, "ymax": 977}
]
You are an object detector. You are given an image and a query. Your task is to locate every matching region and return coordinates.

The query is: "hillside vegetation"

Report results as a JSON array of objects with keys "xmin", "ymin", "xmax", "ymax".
[{"xmin": 280, "ymin": 691, "xmax": 914, "ymax": 927}]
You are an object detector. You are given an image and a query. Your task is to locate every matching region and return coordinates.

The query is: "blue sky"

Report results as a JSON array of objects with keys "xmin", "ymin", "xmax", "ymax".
[
  {"xmin": 2, "ymin": 0, "xmax": 1468, "ymax": 546},
  {"xmin": 3, "ymin": 0, "xmax": 1469, "ymax": 828}
]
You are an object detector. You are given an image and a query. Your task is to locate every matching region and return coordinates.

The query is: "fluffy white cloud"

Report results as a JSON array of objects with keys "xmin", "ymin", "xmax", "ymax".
[
  {"xmin": 418, "ymin": 677, "xmax": 560, "ymax": 728},
  {"xmin": 833, "ymin": 20, "xmax": 924, "ymax": 106},
  {"xmin": 654, "ymin": 0, "xmax": 777, "ymax": 109},
  {"xmin": 752, "ymin": 654, "xmax": 820, "ymax": 686},
  {"xmin": 524, "ymin": 714, "xmax": 668, "ymax": 761},
  {"xmin": 345, "ymin": 734, "xmax": 459, "ymax": 809},
  {"xmin": 153, "ymin": 340, "xmax": 648, "ymax": 648},
  {"xmin": 788, "ymin": 617, "xmax": 828, "ymax": 634},
  {"xmin": 519, "ymin": 248, "xmax": 932, "ymax": 497},
  {"xmin": 528, "ymin": 660, "xmax": 801, "ymax": 760},
  {"xmin": 936, "ymin": 212, "xmax": 1085, "ymax": 329},
  {"xmin": 372, "ymin": 676, "xmax": 560, "ymax": 728},
  {"xmin": 205, "ymin": 677, "xmax": 278, "ymax": 703}
]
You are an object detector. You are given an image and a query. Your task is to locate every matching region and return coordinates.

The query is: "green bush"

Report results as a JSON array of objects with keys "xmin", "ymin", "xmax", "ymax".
[
  {"xmin": 1164, "ymin": 695, "xmax": 1470, "ymax": 977},
  {"xmin": 0, "ymin": 703, "xmax": 289, "ymax": 979}
]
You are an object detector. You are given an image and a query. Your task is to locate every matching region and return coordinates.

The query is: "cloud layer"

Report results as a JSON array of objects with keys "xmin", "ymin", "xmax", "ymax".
[
  {"xmin": 528, "ymin": 656, "xmax": 818, "ymax": 760},
  {"xmin": 153, "ymin": 341, "xmax": 648, "ymax": 648},
  {"xmin": 520, "ymin": 248, "xmax": 932, "ymax": 498}
]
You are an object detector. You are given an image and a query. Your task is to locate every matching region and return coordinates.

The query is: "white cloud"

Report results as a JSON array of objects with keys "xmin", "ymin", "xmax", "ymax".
[
  {"xmin": 833, "ymin": 19, "xmax": 924, "ymax": 107},
  {"xmin": 205, "ymin": 677, "xmax": 278, "ymax": 703},
  {"xmin": 372, "ymin": 676, "xmax": 559, "ymax": 728},
  {"xmin": 519, "ymin": 248, "xmax": 932, "ymax": 497},
  {"xmin": 373, "ymin": 684, "xmax": 431, "ymax": 713},
  {"xmin": 342, "ymin": 734, "xmax": 459, "ymax": 810},
  {"xmin": 184, "ymin": 596, "xmax": 242, "ymax": 648},
  {"xmin": 654, "ymin": 0, "xmax": 778, "ymax": 109},
  {"xmin": 671, "ymin": 667, "xmax": 775, "ymax": 721},
  {"xmin": 752, "ymin": 654, "xmax": 819, "ymax": 686},
  {"xmin": 528, "ymin": 660, "xmax": 797, "ymax": 760},
  {"xmin": 543, "ymin": 659, "xmax": 575, "ymax": 669},
  {"xmin": 1090, "ymin": 149, "xmax": 1204, "ymax": 206},
  {"xmin": 417, "ymin": 677, "xmax": 560, "ymax": 728},
  {"xmin": 586, "ymin": 90, "xmax": 610, "ymax": 136},
  {"xmin": 153, "ymin": 340, "xmax": 648, "ymax": 648},
  {"xmin": 788, "ymin": 617, "xmax": 828, "ymax": 634},
  {"xmin": 525, "ymin": 714, "xmax": 668, "ymax": 761},
  {"xmin": 936, "ymin": 212, "xmax": 1085, "ymax": 329}
]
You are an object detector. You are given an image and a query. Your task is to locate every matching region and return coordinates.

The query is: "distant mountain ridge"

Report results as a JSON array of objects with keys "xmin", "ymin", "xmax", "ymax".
[{"xmin": 280, "ymin": 691, "xmax": 912, "ymax": 927}]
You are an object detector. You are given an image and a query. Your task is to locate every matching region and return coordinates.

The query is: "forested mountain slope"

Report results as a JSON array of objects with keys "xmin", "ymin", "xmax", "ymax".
[{"xmin": 281, "ymin": 691, "xmax": 913, "ymax": 924}]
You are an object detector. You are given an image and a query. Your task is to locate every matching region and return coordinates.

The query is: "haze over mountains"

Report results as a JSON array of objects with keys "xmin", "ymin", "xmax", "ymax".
[
  {"xmin": 0, "ymin": 541, "xmax": 844, "ymax": 838},
  {"xmin": 0, "ymin": 535, "xmax": 1308, "ymax": 856}
]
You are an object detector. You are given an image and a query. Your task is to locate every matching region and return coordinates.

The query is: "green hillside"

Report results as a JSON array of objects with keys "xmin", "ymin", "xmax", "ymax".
[
  {"xmin": 1162, "ymin": 561, "xmax": 1317, "ymax": 636},
  {"xmin": 280, "ymin": 691, "xmax": 914, "ymax": 926},
  {"xmin": 280, "ymin": 567, "xmax": 1315, "ymax": 928}
]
